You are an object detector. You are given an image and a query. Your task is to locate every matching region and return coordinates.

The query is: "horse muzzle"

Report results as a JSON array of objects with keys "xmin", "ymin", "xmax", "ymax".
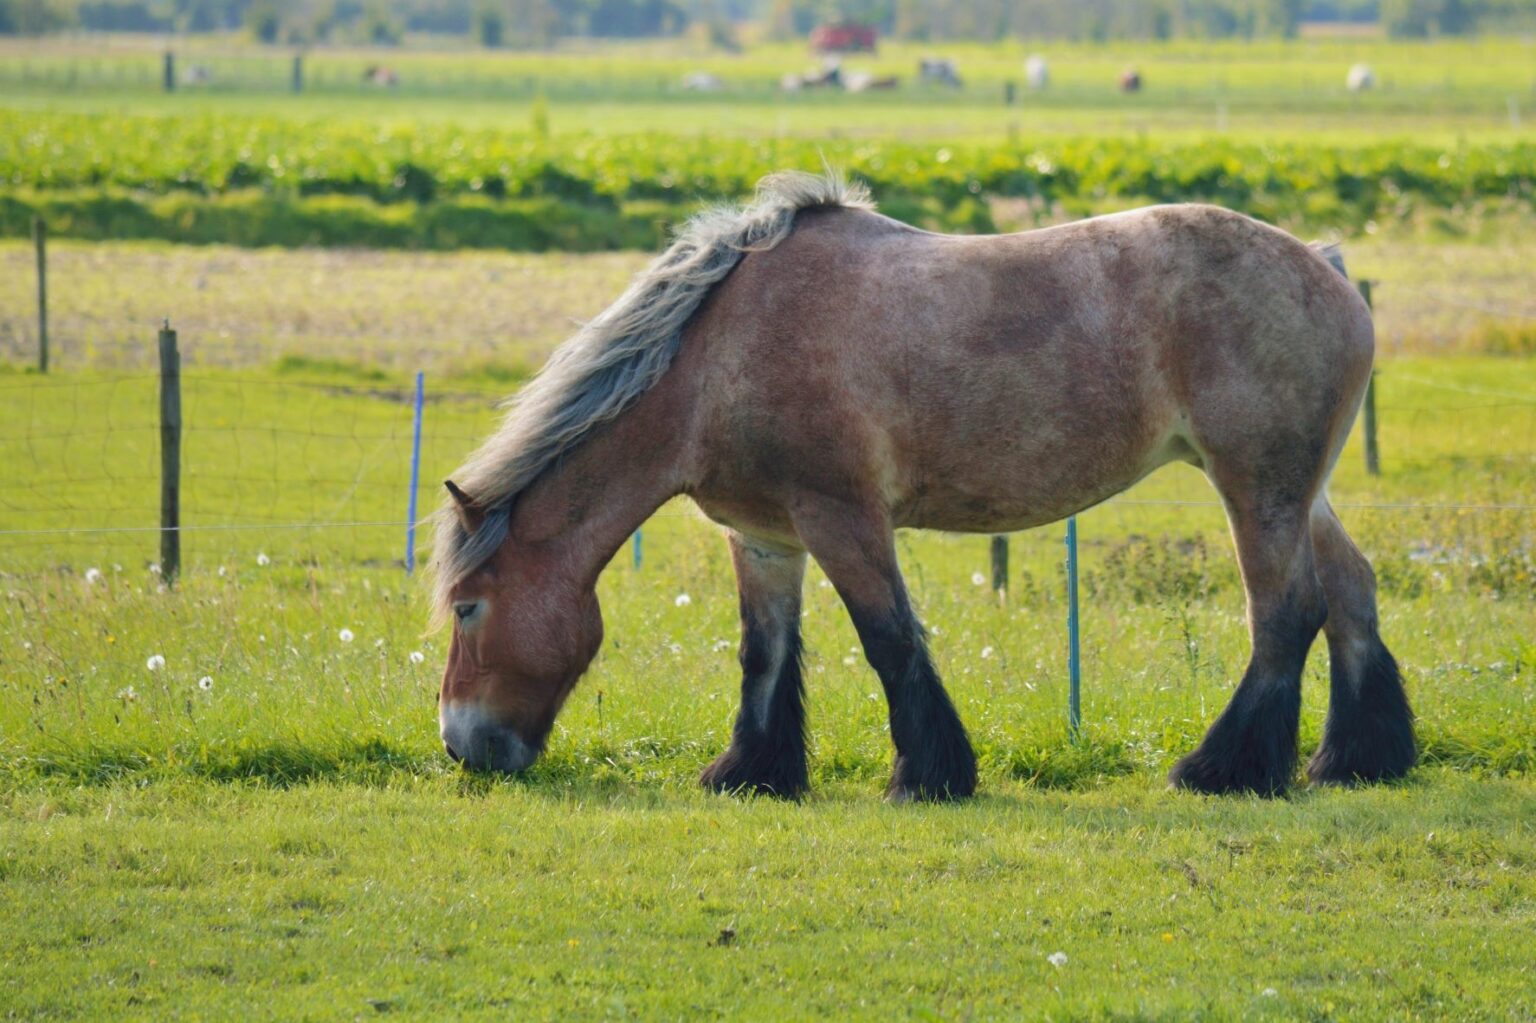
[{"xmin": 440, "ymin": 703, "xmax": 539, "ymax": 774}]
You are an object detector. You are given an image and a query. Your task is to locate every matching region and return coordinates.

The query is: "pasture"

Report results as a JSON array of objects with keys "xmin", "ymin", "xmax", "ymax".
[{"xmin": 2, "ymin": 34, "xmax": 1535, "ymax": 1021}]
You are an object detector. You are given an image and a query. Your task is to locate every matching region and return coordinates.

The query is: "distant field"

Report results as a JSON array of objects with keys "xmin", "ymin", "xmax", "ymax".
[
  {"xmin": 4, "ymin": 37, "xmax": 1534, "ymax": 251},
  {"xmin": 4, "ymin": 36, "xmax": 1534, "ymax": 140}
]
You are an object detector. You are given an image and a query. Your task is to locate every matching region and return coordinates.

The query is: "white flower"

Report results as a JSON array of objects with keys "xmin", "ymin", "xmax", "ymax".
[
  {"xmin": 148, "ymin": 563, "xmax": 161, "ymax": 575},
  {"xmin": 256, "ymin": 552, "xmax": 270, "ymax": 566},
  {"xmin": 374, "ymin": 638, "xmax": 385, "ymax": 648},
  {"xmin": 145, "ymin": 654, "xmax": 166, "ymax": 671},
  {"xmin": 1260, "ymin": 989, "xmax": 1277, "ymax": 998},
  {"xmin": 257, "ymin": 634, "xmax": 267, "ymax": 644},
  {"xmin": 338, "ymin": 628, "xmax": 355, "ymax": 643},
  {"xmin": 217, "ymin": 566, "xmax": 227, "ymax": 577},
  {"xmin": 409, "ymin": 651, "xmax": 425, "ymax": 665},
  {"xmin": 1047, "ymin": 951, "xmax": 1068, "ymax": 968},
  {"xmin": 711, "ymin": 639, "xmax": 732, "ymax": 653},
  {"xmin": 117, "ymin": 685, "xmax": 137, "ymax": 702},
  {"xmin": 198, "ymin": 676, "xmax": 213, "ymax": 691},
  {"xmin": 981, "ymin": 646, "xmax": 994, "ymax": 659},
  {"xmin": 112, "ymin": 563, "xmax": 122, "ymax": 572},
  {"xmin": 85, "ymin": 567, "xmax": 103, "ymax": 584},
  {"xmin": 674, "ymin": 593, "xmax": 691, "ymax": 607},
  {"xmin": 843, "ymin": 656, "xmax": 858, "ymax": 667},
  {"xmin": 971, "ymin": 571, "xmax": 986, "ymax": 586}
]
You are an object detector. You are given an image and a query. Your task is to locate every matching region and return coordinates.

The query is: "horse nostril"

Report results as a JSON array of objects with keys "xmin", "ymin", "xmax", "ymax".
[{"xmin": 444, "ymin": 741, "xmax": 462, "ymax": 764}]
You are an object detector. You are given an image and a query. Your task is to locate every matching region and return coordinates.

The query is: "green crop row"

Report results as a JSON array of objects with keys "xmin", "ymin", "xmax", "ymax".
[{"xmin": 4, "ymin": 109, "xmax": 1533, "ymax": 248}]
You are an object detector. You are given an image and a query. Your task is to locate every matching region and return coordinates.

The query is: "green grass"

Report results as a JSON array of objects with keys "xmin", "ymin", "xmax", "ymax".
[
  {"xmin": 0, "ymin": 347, "xmax": 1531, "ymax": 1016},
  {"xmin": 4, "ymin": 774, "xmax": 1534, "ymax": 1019}
]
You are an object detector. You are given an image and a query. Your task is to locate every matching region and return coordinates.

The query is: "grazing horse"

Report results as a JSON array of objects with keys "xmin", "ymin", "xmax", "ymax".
[{"xmin": 432, "ymin": 172, "xmax": 1416, "ymax": 800}]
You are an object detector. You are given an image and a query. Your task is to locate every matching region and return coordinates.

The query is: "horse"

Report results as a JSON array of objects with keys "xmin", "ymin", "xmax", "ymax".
[{"xmin": 431, "ymin": 171, "xmax": 1417, "ymax": 801}]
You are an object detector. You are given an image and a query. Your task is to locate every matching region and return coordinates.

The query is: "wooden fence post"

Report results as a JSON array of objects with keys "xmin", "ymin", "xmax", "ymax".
[
  {"xmin": 159, "ymin": 320, "xmax": 181, "ymax": 585},
  {"xmin": 32, "ymin": 216, "xmax": 47, "ymax": 374},
  {"xmin": 292, "ymin": 53, "xmax": 303, "ymax": 93},
  {"xmin": 163, "ymin": 50, "xmax": 175, "ymax": 92},
  {"xmin": 990, "ymin": 534, "xmax": 1009, "ymax": 596},
  {"xmin": 1358, "ymin": 279, "xmax": 1380, "ymax": 476}
]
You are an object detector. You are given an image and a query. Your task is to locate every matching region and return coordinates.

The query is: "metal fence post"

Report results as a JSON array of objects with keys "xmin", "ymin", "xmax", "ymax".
[
  {"xmin": 632, "ymin": 528, "xmax": 643, "ymax": 570},
  {"xmin": 158, "ymin": 320, "xmax": 181, "ymax": 585},
  {"xmin": 1066, "ymin": 515, "xmax": 1081, "ymax": 737},
  {"xmin": 405, "ymin": 371, "xmax": 425, "ymax": 574},
  {"xmin": 163, "ymin": 50, "xmax": 175, "ymax": 93},
  {"xmin": 1358, "ymin": 279, "xmax": 1380, "ymax": 476},
  {"xmin": 990, "ymin": 534, "xmax": 1008, "ymax": 596},
  {"xmin": 292, "ymin": 53, "xmax": 304, "ymax": 93},
  {"xmin": 32, "ymin": 216, "xmax": 47, "ymax": 374}
]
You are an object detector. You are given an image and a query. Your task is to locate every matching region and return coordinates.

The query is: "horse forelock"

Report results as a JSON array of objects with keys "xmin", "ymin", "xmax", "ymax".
[{"xmin": 427, "ymin": 169, "xmax": 873, "ymax": 622}]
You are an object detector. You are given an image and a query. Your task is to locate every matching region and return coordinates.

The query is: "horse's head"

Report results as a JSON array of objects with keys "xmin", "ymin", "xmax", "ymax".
[{"xmin": 436, "ymin": 480, "xmax": 603, "ymax": 773}]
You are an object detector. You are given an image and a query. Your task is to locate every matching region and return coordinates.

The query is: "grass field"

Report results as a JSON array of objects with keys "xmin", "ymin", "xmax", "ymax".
[
  {"xmin": 1, "ymin": 346, "xmax": 1532, "ymax": 1017},
  {"xmin": 2, "ymin": 34, "xmax": 1535, "ymax": 1020}
]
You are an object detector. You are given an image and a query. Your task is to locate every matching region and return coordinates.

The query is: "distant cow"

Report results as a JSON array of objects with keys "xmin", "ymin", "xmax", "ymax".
[
  {"xmin": 1346, "ymin": 64, "xmax": 1375, "ymax": 93},
  {"xmin": 846, "ymin": 71, "xmax": 900, "ymax": 92},
  {"xmin": 919, "ymin": 58, "xmax": 962, "ymax": 88},
  {"xmin": 782, "ymin": 60, "xmax": 843, "ymax": 92},
  {"xmin": 682, "ymin": 71, "xmax": 723, "ymax": 92},
  {"xmin": 1024, "ymin": 55, "xmax": 1049, "ymax": 91},
  {"xmin": 364, "ymin": 65, "xmax": 399, "ymax": 88},
  {"xmin": 1119, "ymin": 68, "xmax": 1142, "ymax": 93}
]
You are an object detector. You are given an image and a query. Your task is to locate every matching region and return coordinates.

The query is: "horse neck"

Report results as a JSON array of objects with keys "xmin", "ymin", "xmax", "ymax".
[{"xmin": 507, "ymin": 383, "xmax": 688, "ymax": 590}]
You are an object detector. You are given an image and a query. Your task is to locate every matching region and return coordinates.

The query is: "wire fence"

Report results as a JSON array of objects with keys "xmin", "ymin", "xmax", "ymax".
[{"xmin": 2, "ymin": 320, "xmax": 1532, "ymax": 574}]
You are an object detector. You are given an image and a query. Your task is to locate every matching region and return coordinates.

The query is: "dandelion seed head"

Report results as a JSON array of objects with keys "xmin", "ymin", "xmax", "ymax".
[
  {"xmin": 981, "ymin": 646, "xmax": 995, "ymax": 659},
  {"xmin": 409, "ymin": 651, "xmax": 425, "ymax": 665},
  {"xmin": 117, "ymin": 685, "xmax": 137, "ymax": 702},
  {"xmin": 674, "ymin": 593, "xmax": 691, "ymax": 607},
  {"xmin": 145, "ymin": 654, "xmax": 166, "ymax": 671},
  {"xmin": 339, "ymin": 628, "xmax": 355, "ymax": 643},
  {"xmin": 85, "ymin": 567, "xmax": 103, "ymax": 584},
  {"xmin": 1047, "ymin": 951, "xmax": 1068, "ymax": 968},
  {"xmin": 971, "ymin": 571, "xmax": 986, "ymax": 586},
  {"xmin": 256, "ymin": 552, "xmax": 271, "ymax": 566},
  {"xmin": 198, "ymin": 676, "xmax": 213, "ymax": 691}
]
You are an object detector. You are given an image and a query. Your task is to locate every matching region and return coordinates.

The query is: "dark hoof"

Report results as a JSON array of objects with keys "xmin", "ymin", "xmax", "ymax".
[
  {"xmin": 700, "ymin": 746, "xmax": 808, "ymax": 800},
  {"xmin": 885, "ymin": 747, "xmax": 977, "ymax": 803},
  {"xmin": 1307, "ymin": 644, "xmax": 1417, "ymax": 787},
  {"xmin": 1168, "ymin": 746, "xmax": 1292, "ymax": 797},
  {"xmin": 1306, "ymin": 724, "xmax": 1417, "ymax": 787}
]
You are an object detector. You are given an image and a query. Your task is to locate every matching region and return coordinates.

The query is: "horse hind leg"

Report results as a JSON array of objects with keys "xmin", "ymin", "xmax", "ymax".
[
  {"xmin": 1170, "ymin": 472, "xmax": 1327, "ymax": 796},
  {"xmin": 1305, "ymin": 500, "xmax": 1416, "ymax": 785},
  {"xmin": 700, "ymin": 533, "xmax": 810, "ymax": 799}
]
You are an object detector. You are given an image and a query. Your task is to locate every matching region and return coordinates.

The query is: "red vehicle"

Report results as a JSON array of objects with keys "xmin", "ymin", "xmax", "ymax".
[{"xmin": 810, "ymin": 22, "xmax": 877, "ymax": 54}]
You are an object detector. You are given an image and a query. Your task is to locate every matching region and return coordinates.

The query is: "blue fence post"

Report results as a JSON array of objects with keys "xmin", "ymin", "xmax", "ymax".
[
  {"xmin": 404, "ymin": 371, "xmax": 425, "ymax": 574},
  {"xmin": 632, "ymin": 528, "xmax": 643, "ymax": 570},
  {"xmin": 1066, "ymin": 515, "xmax": 1082, "ymax": 738}
]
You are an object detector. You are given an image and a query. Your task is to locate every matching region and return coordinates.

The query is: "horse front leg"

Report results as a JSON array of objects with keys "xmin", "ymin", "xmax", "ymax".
[
  {"xmin": 700, "ymin": 533, "xmax": 809, "ymax": 799},
  {"xmin": 793, "ymin": 499, "xmax": 977, "ymax": 802}
]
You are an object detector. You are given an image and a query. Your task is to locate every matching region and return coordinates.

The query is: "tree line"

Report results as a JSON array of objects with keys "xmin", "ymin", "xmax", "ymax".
[{"xmin": 3, "ymin": 0, "xmax": 1533, "ymax": 39}]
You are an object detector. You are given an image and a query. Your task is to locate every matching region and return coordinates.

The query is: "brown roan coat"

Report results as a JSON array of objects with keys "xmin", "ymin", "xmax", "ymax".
[{"xmin": 435, "ymin": 175, "xmax": 1417, "ymax": 800}]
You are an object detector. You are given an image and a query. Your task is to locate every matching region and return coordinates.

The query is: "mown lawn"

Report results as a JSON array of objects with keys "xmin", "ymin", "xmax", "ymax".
[{"xmin": 3, "ymin": 773, "xmax": 1534, "ymax": 1020}]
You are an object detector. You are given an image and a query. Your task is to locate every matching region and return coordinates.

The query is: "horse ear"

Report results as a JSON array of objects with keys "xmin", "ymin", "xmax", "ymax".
[{"xmin": 444, "ymin": 479, "xmax": 486, "ymax": 532}]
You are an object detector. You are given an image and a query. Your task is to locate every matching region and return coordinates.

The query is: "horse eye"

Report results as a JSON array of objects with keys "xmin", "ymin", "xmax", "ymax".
[{"xmin": 454, "ymin": 601, "xmax": 481, "ymax": 623}]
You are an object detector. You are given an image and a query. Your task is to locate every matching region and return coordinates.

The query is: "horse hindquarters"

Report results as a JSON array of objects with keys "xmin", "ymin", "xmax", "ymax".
[{"xmin": 1305, "ymin": 500, "xmax": 1416, "ymax": 784}]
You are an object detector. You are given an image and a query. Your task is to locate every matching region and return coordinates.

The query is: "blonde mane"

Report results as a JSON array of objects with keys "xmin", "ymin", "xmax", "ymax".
[{"xmin": 430, "ymin": 170, "xmax": 874, "ymax": 621}]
